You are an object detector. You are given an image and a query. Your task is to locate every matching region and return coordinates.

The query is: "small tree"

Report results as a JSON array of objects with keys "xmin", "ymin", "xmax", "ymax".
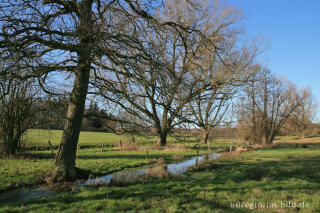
[
  {"xmin": 288, "ymin": 88, "xmax": 317, "ymax": 139},
  {"xmin": 236, "ymin": 68, "xmax": 300, "ymax": 144},
  {"xmin": 0, "ymin": 76, "xmax": 36, "ymax": 155},
  {"xmin": 185, "ymin": 91, "xmax": 231, "ymax": 144}
]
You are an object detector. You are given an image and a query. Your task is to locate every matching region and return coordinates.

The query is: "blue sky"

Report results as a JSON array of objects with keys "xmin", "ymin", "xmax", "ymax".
[{"xmin": 228, "ymin": 0, "xmax": 320, "ymax": 102}]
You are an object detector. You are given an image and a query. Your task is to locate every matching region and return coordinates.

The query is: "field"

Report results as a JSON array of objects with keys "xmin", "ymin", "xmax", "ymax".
[
  {"xmin": 1, "ymin": 143, "xmax": 319, "ymax": 212},
  {"xmin": 275, "ymin": 135, "xmax": 320, "ymax": 143},
  {"xmin": 23, "ymin": 129, "xmax": 247, "ymax": 149},
  {"xmin": 3, "ymin": 129, "xmax": 237, "ymax": 193},
  {"xmin": 0, "ymin": 147, "xmax": 213, "ymax": 193},
  {"xmin": 1, "ymin": 129, "xmax": 320, "ymax": 212}
]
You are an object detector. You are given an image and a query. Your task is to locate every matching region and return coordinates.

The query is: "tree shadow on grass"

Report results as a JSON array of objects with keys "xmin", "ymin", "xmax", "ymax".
[
  {"xmin": 207, "ymin": 157, "xmax": 320, "ymax": 186},
  {"xmin": 1, "ymin": 146, "xmax": 319, "ymax": 212},
  {"xmin": 3, "ymin": 177, "xmax": 248, "ymax": 212}
]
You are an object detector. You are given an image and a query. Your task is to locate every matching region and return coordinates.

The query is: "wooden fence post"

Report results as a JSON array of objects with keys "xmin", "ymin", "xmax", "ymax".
[
  {"xmin": 48, "ymin": 140, "xmax": 54, "ymax": 157},
  {"xmin": 195, "ymin": 146, "xmax": 200, "ymax": 166},
  {"xmin": 146, "ymin": 148, "xmax": 149, "ymax": 164}
]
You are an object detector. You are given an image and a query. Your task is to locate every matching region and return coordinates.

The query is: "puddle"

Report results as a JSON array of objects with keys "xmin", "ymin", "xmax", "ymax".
[{"xmin": 0, "ymin": 152, "xmax": 220, "ymax": 203}]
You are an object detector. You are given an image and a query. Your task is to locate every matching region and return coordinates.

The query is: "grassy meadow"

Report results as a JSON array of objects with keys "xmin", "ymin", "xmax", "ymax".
[
  {"xmin": 275, "ymin": 135, "xmax": 320, "ymax": 143},
  {"xmin": 3, "ymin": 129, "xmax": 236, "ymax": 193},
  {"xmin": 0, "ymin": 147, "xmax": 211, "ymax": 193},
  {"xmin": 1, "ymin": 143, "xmax": 319, "ymax": 212},
  {"xmin": 23, "ymin": 129, "xmax": 247, "ymax": 149},
  {"xmin": 23, "ymin": 129, "xmax": 181, "ymax": 149},
  {"xmin": 1, "ymin": 129, "xmax": 320, "ymax": 212}
]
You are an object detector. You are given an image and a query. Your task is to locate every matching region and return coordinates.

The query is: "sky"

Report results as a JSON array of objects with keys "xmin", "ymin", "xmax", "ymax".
[{"xmin": 227, "ymin": 0, "xmax": 320, "ymax": 103}]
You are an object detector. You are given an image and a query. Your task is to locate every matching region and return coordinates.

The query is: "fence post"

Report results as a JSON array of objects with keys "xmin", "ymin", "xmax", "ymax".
[
  {"xmin": 195, "ymin": 146, "xmax": 200, "ymax": 166},
  {"xmin": 146, "ymin": 148, "xmax": 149, "ymax": 164},
  {"xmin": 48, "ymin": 140, "xmax": 54, "ymax": 157}
]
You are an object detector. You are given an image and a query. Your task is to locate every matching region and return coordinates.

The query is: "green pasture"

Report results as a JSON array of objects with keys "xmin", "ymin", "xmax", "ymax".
[
  {"xmin": 1, "ymin": 143, "xmax": 319, "ymax": 212},
  {"xmin": 0, "ymin": 147, "xmax": 208, "ymax": 193},
  {"xmin": 0, "ymin": 129, "xmax": 248, "ymax": 193},
  {"xmin": 23, "ymin": 129, "xmax": 178, "ymax": 148},
  {"xmin": 23, "ymin": 129, "xmax": 248, "ymax": 150}
]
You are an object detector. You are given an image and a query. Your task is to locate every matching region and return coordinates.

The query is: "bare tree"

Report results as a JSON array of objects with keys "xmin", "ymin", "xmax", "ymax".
[
  {"xmin": 0, "ymin": 71, "xmax": 36, "ymax": 155},
  {"xmin": 182, "ymin": 56, "xmax": 260, "ymax": 145},
  {"xmin": 94, "ymin": 0, "xmax": 260, "ymax": 146},
  {"xmin": 288, "ymin": 88, "xmax": 317, "ymax": 139},
  {"xmin": 186, "ymin": 90, "xmax": 230, "ymax": 144},
  {"xmin": 0, "ymin": 0, "xmax": 199, "ymax": 179},
  {"xmin": 236, "ymin": 68, "xmax": 300, "ymax": 144}
]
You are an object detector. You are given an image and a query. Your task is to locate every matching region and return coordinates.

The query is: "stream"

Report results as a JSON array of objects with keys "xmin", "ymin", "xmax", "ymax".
[{"xmin": 0, "ymin": 152, "xmax": 220, "ymax": 203}]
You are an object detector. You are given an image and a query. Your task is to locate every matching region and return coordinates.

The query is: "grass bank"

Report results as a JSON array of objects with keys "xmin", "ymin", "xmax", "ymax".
[
  {"xmin": 23, "ymin": 129, "xmax": 248, "ymax": 150},
  {"xmin": 0, "ymin": 147, "xmax": 208, "ymax": 193},
  {"xmin": 1, "ymin": 129, "xmax": 246, "ymax": 193},
  {"xmin": 1, "ymin": 143, "xmax": 319, "ymax": 212}
]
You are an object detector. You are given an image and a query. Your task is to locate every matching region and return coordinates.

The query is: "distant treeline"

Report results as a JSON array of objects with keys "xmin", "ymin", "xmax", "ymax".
[{"xmin": 32, "ymin": 96, "xmax": 114, "ymax": 132}]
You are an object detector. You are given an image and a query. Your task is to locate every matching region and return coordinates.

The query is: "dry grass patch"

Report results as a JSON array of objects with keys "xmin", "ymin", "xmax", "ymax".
[
  {"xmin": 113, "ymin": 141, "xmax": 140, "ymax": 151},
  {"xmin": 163, "ymin": 145, "xmax": 191, "ymax": 152}
]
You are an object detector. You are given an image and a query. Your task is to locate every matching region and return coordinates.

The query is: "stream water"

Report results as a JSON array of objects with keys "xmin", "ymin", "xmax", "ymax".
[{"xmin": 0, "ymin": 152, "xmax": 220, "ymax": 203}]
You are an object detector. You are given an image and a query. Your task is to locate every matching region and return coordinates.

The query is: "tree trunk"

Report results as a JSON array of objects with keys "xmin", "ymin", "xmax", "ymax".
[
  {"xmin": 298, "ymin": 130, "xmax": 305, "ymax": 140},
  {"xmin": 5, "ymin": 131, "xmax": 18, "ymax": 155},
  {"xmin": 53, "ymin": 0, "xmax": 93, "ymax": 180},
  {"xmin": 157, "ymin": 131, "xmax": 168, "ymax": 146},
  {"xmin": 54, "ymin": 66, "xmax": 90, "ymax": 179},
  {"xmin": 266, "ymin": 134, "xmax": 275, "ymax": 144},
  {"xmin": 201, "ymin": 130, "xmax": 209, "ymax": 144},
  {"xmin": 6, "ymin": 138, "xmax": 15, "ymax": 155},
  {"xmin": 262, "ymin": 135, "xmax": 268, "ymax": 145}
]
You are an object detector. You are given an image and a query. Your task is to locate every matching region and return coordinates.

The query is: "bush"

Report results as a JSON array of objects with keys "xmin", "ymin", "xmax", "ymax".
[{"xmin": 0, "ymin": 78, "xmax": 36, "ymax": 155}]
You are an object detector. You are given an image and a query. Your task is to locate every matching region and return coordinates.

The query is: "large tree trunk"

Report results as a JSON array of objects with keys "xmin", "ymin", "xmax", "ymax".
[
  {"xmin": 54, "ymin": 66, "xmax": 90, "ymax": 179},
  {"xmin": 157, "ymin": 111, "xmax": 169, "ymax": 146},
  {"xmin": 157, "ymin": 131, "xmax": 168, "ymax": 146},
  {"xmin": 6, "ymin": 137, "xmax": 16, "ymax": 155},
  {"xmin": 52, "ymin": 0, "xmax": 93, "ymax": 180},
  {"xmin": 5, "ymin": 129, "xmax": 18, "ymax": 155},
  {"xmin": 201, "ymin": 129, "xmax": 209, "ymax": 144}
]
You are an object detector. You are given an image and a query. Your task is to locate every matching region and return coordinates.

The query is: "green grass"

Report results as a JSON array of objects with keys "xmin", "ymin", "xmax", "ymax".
[
  {"xmin": 1, "ymin": 129, "xmax": 247, "ymax": 193},
  {"xmin": 275, "ymin": 135, "xmax": 320, "ymax": 143},
  {"xmin": 1, "ymin": 143, "xmax": 319, "ymax": 212},
  {"xmin": 0, "ymin": 147, "xmax": 208, "ymax": 193},
  {"xmin": 23, "ymin": 129, "xmax": 129, "ymax": 148},
  {"xmin": 23, "ymin": 129, "xmax": 179, "ymax": 149},
  {"xmin": 23, "ymin": 129, "xmax": 248, "ymax": 150}
]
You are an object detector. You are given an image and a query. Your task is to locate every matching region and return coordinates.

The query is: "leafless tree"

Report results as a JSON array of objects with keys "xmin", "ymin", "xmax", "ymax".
[
  {"xmin": 93, "ymin": 0, "xmax": 260, "ymax": 146},
  {"xmin": 0, "ymin": 66, "xmax": 36, "ymax": 155},
  {"xmin": 0, "ymin": 0, "xmax": 202, "ymax": 179},
  {"xmin": 236, "ymin": 68, "xmax": 300, "ymax": 144},
  {"xmin": 185, "ymin": 90, "xmax": 231, "ymax": 144},
  {"xmin": 182, "ymin": 53, "xmax": 260, "ymax": 145},
  {"xmin": 288, "ymin": 88, "xmax": 317, "ymax": 139}
]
